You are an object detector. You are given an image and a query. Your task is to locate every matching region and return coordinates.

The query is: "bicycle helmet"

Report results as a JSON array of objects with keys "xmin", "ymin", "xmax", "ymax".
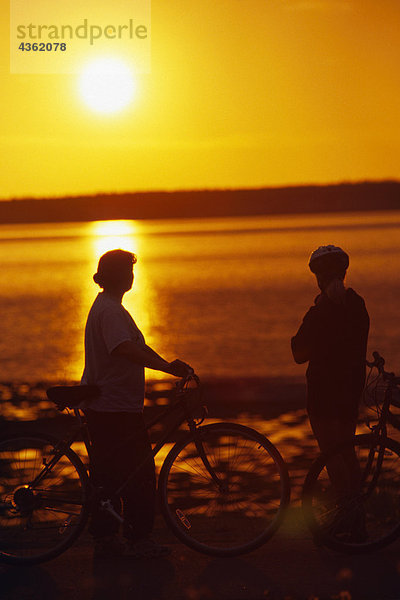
[{"xmin": 308, "ymin": 245, "xmax": 349, "ymax": 275}]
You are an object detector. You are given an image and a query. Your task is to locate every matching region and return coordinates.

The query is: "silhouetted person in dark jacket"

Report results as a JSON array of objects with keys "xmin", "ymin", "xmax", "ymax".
[{"xmin": 292, "ymin": 245, "xmax": 369, "ymax": 539}]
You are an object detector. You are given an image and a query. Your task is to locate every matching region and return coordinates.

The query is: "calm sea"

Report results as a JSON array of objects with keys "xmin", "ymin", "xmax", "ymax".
[{"xmin": 1, "ymin": 211, "xmax": 400, "ymax": 383}]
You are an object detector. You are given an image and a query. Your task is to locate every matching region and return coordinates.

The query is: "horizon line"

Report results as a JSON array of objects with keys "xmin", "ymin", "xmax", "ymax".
[{"xmin": 2, "ymin": 178, "xmax": 399, "ymax": 203}]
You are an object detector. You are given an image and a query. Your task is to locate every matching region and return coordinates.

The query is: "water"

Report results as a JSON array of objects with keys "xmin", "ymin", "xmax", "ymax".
[
  {"xmin": 0, "ymin": 211, "xmax": 400, "ymax": 383},
  {"xmin": 2, "ymin": 212, "xmax": 400, "ymax": 503}
]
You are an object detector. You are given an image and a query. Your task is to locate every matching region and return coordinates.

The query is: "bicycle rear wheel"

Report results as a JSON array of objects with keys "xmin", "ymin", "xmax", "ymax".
[
  {"xmin": 302, "ymin": 433, "xmax": 400, "ymax": 553},
  {"xmin": 0, "ymin": 433, "xmax": 90, "ymax": 565},
  {"xmin": 159, "ymin": 422, "xmax": 290, "ymax": 556}
]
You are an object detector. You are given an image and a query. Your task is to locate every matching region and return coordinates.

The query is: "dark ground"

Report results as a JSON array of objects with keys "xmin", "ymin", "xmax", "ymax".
[{"xmin": 1, "ymin": 510, "xmax": 400, "ymax": 600}]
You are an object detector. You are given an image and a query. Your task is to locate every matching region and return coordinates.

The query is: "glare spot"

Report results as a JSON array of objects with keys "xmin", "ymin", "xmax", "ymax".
[{"xmin": 78, "ymin": 57, "xmax": 136, "ymax": 114}]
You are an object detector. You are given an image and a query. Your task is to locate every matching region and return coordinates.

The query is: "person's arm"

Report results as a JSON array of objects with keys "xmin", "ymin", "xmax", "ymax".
[
  {"xmin": 291, "ymin": 307, "xmax": 316, "ymax": 364},
  {"xmin": 111, "ymin": 340, "xmax": 191, "ymax": 377},
  {"xmin": 142, "ymin": 343, "xmax": 170, "ymax": 363}
]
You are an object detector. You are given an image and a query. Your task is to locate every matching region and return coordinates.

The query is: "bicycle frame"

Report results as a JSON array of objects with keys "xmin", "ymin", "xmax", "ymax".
[
  {"xmin": 113, "ymin": 387, "xmax": 208, "ymax": 497},
  {"xmin": 302, "ymin": 351, "xmax": 400, "ymax": 554},
  {"xmin": 360, "ymin": 356, "xmax": 399, "ymax": 497},
  {"xmin": 320, "ymin": 357, "xmax": 398, "ymax": 503},
  {"xmin": 34, "ymin": 378, "xmax": 212, "ymax": 507}
]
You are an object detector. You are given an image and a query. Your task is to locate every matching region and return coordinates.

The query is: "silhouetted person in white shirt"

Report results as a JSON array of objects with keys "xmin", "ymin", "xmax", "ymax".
[{"xmin": 82, "ymin": 249, "xmax": 192, "ymax": 558}]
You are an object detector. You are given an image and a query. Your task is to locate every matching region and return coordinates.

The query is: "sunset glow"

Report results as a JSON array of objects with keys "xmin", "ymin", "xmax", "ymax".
[
  {"xmin": 78, "ymin": 57, "xmax": 136, "ymax": 114},
  {"xmin": 1, "ymin": 1, "xmax": 400, "ymax": 198}
]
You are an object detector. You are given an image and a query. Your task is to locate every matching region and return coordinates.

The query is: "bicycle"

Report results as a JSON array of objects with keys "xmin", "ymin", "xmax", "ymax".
[
  {"xmin": 302, "ymin": 351, "xmax": 400, "ymax": 554},
  {"xmin": 0, "ymin": 374, "xmax": 290, "ymax": 565}
]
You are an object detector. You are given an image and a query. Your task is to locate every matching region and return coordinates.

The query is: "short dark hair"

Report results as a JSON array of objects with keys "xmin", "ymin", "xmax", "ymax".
[{"xmin": 93, "ymin": 249, "xmax": 137, "ymax": 288}]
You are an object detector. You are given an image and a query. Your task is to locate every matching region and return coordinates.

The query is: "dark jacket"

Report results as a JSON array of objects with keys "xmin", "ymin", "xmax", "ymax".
[{"xmin": 291, "ymin": 288, "xmax": 369, "ymax": 418}]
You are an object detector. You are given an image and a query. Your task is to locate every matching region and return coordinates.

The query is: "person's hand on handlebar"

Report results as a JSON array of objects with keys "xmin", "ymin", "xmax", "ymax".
[{"xmin": 168, "ymin": 359, "xmax": 194, "ymax": 378}]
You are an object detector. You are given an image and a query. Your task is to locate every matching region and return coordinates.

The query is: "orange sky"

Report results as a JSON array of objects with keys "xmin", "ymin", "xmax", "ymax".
[{"xmin": 1, "ymin": 0, "xmax": 400, "ymax": 199}]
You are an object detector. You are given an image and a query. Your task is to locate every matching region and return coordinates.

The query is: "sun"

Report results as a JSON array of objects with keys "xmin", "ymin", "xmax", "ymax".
[{"xmin": 78, "ymin": 57, "xmax": 136, "ymax": 114}]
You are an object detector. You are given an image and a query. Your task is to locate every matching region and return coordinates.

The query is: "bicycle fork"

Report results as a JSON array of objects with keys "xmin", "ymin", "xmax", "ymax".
[
  {"xmin": 361, "ymin": 438, "xmax": 387, "ymax": 499},
  {"xmin": 191, "ymin": 427, "xmax": 227, "ymax": 493}
]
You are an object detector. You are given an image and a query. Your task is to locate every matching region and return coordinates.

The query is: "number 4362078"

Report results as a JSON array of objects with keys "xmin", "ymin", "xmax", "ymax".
[{"xmin": 18, "ymin": 42, "xmax": 67, "ymax": 51}]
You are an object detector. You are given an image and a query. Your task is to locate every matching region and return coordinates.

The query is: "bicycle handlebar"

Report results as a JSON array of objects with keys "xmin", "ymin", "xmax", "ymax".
[
  {"xmin": 366, "ymin": 351, "xmax": 400, "ymax": 385},
  {"xmin": 175, "ymin": 371, "xmax": 200, "ymax": 392},
  {"xmin": 366, "ymin": 351, "xmax": 385, "ymax": 371}
]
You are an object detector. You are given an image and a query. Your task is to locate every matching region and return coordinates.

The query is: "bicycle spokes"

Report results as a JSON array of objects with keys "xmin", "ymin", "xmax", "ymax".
[
  {"xmin": 160, "ymin": 424, "xmax": 289, "ymax": 555},
  {"xmin": 0, "ymin": 435, "xmax": 89, "ymax": 564}
]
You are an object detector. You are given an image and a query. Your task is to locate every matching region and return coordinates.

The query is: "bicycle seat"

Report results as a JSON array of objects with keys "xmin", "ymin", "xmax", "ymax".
[{"xmin": 46, "ymin": 385, "xmax": 100, "ymax": 411}]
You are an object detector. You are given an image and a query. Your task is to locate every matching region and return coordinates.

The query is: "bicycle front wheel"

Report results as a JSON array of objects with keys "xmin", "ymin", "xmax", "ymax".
[
  {"xmin": 302, "ymin": 433, "xmax": 400, "ymax": 553},
  {"xmin": 0, "ymin": 433, "xmax": 90, "ymax": 565},
  {"xmin": 388, "ymin": 391, "xmax": 400, "ymax": 431},
  {"xmin": 159, "ymin": 422, "xmax": 290, "ymax": 556}
]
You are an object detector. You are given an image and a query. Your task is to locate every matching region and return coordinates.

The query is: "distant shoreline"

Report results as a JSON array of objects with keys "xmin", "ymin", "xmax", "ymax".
[{"xmin": 0, "ymin": 181, "xmax": 399, "ymax": 225}]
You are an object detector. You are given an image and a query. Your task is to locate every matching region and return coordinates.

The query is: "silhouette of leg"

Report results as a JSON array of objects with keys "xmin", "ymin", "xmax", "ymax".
[
  {"xmin": 86, "ymin": 410, "xmax": 156, "ymax": 540},
  {"xmin": 116, "ymin": 417, "xmax": 156, "ymax": 540},
  {"xmin": 86, "ymin": 410, "xmax": 124, "ymax": 539},
  {"xmin": 308, "ymin": 414, "xmax": 359, "ymax": 500}
]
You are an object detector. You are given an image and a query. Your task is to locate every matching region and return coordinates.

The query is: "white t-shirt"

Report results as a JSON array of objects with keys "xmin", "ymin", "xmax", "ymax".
[{"xmin": 81, "ymin": 292, "xmax": 146, "ymax": 412}]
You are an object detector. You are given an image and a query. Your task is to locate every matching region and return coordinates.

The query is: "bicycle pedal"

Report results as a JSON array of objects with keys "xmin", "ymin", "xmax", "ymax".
[
  {"xmin": 176, "ymin": 509, "xmax": 191, "ymax": 529},
  {"xmin": 59, "ymin": 515, "xmax": 73, "ymax": 534}
]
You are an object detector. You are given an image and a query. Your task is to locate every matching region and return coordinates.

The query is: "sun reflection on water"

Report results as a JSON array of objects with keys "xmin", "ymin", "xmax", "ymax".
[
  {"xmin": 90, "ymin": 220, "xmax": 140, "ymax": 257},
  {"xmin": 1, "ymin": 211, "xmax": 400, "ymax": 383},
  {"xmin": 86, "ymin": 219, "xmax": 165, "ymax": 380}
]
